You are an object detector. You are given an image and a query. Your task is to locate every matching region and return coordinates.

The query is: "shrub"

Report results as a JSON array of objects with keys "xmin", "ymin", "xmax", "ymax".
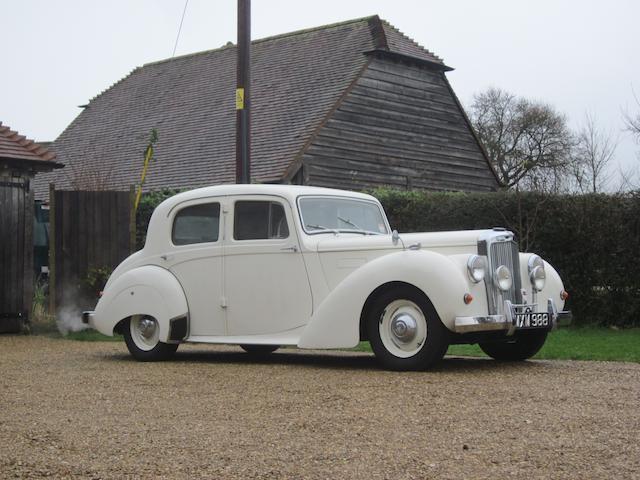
[
  {"xmin": 135, "ymin": 188, "xmax": 185, "ymax": 248},
  {"xmin": 81, "ymin": 266, "xmax": 112, "ymax": 299},
  {"xmin": 374, "ymin": 189, "xmax": 640, "ymax": 327}
]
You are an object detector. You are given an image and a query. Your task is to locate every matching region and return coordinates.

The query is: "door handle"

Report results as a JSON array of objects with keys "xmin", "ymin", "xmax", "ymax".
[{"xmin": 280, "ymin": 245, "xmax": 299, "ymax": 253}]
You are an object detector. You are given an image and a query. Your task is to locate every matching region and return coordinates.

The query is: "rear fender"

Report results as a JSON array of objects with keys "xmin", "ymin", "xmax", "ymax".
[
  {"xmin": 92, "ymin": 265, "xmax": 188, "ymax": 342},
  {"xmin": 298, "ymin": 250, "xmax": 470, "ymax": 349}
]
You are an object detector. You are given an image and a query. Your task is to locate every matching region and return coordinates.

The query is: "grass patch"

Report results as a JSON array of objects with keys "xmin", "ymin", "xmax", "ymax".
[
  {"xmin": 64, "ymin": 330, "xmax": 122, "ymax": 342},
  {"xmin": 59, "ymin": 326, "xmax": 640, "ymax": 362},
  {"xmin": 353, "ymin": 327, "xmax": 640, "ymax": 363}
]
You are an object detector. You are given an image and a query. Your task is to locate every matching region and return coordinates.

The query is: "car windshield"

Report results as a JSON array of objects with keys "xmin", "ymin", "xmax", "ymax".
[{"xmin": 298, "ymin": 197, "xmax": 389, "ymax": 235}]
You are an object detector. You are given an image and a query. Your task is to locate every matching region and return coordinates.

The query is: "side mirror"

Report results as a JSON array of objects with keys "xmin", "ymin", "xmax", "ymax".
[{"xmin": 392, "ymin": 229, "xmax": 400, "ymax": 246}]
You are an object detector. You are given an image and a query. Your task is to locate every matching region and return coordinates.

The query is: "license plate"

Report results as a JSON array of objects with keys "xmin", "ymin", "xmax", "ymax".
[{"xmin": 515, "ymin": 311, "xmax": 550, "ymax": 329}]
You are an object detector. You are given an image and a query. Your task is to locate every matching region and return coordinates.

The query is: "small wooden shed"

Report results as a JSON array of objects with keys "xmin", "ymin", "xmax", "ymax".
[{"xmin": 0, "ymin": 122, "xmax": 62, "ymax": 332}]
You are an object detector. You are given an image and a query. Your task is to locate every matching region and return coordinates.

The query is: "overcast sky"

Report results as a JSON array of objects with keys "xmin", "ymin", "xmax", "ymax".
[{"xmin": 2, "ymin": 0, "xmax": 639, "ymax": 186}]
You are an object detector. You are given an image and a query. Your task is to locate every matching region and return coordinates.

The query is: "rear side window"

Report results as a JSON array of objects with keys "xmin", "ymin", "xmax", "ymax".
[
  {"xmin": 234, "ymin": 201, "xmax": 289, "ymax": 240},
  {"xmin": 172, "ymin": 203, "xmax": 220, "ymax": 245}
]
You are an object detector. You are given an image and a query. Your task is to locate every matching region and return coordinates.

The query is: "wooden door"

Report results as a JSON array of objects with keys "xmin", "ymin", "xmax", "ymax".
[{"xmin": 0, "ymin": 175, "xmax": 33, "ymax": 333}]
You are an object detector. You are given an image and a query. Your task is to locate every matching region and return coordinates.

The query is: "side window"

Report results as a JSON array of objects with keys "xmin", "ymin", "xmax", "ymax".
[
  {"xmin": 234, "ymin": 201, "xmax": 290, "ymax": 240},
  {"xmin": 172, "ymin": 203, "xmax": 220, "ymax": 245}
]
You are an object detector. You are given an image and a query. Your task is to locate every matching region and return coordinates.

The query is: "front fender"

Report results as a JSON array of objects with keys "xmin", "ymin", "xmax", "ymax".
[
  {"xmin": 92, "ymin": 265, "xmax": 188, "ymax": 342},
  {"xmin": 298, "ymin": 250, "xmax": 472, "ymax": 349}
]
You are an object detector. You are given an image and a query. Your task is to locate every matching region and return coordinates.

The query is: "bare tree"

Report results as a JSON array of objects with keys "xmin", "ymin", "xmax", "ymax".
[
  {"xmin": 572, "ymin": 113, "xmax": 618, "ymax": 193},
  {"xmin": 469, "ymin": 87, "xmax": 574, "ymax": 192},
  {"xmin": 626, "ymin": 113, "xmax": 640, "ymax": 140},
  {"xmin": 618, "ymin": 163, "xmax": 640, "ymax": 192},
  {"xmin": 63, "ymin": 146, "xmax": 115, "ymax": 191},
  {"xmin": 620, "ymin": 88, "xmax": 640, "ymax": 191},
  {"xmin": 623, "ymin": 89, "xmax": 640, "ymax": 142}
]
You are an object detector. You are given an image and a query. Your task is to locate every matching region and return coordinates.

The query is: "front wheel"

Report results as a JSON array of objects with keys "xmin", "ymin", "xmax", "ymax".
[
  {"xmin": 366, "ymin": 287, "xmax": 449, "ymax": 371},
  {"xmin": 123, "ymin": 315, "xmax": 178, "ymax": 361},
  {"xmin": 479, "ymin": 330, "xmax": 547, "ymax": 361}
]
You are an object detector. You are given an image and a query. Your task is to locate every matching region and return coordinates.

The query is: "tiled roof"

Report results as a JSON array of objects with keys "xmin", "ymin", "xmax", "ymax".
[
  {"xmin": 0, "ymin": 122, "xmax": 61, "ymax": 167},
  {"xmin": 378, "ymin": 19, "xmax": 444, "ymax": 65},
  {"xmin": 35, "ymin": 16, "xmax": 448, "ymax": 196}
]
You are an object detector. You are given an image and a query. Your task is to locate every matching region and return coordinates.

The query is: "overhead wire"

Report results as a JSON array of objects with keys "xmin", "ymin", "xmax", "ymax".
[{"xmin": 172, "ymin": 0, "xmax": 190, "ymax": 57}]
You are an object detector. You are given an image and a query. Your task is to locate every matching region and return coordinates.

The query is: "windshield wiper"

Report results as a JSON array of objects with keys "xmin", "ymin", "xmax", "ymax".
[
  {"xmin": 306, "ymin": 223, "xmax": 383, "ymax": 236},
  {"xmin": 337, "ymin": 215, "xmax": 361, "ymax": 229},
  {"xmin": 346, "ymin": 229, "xmax": 384, "ymax": 236},
  {"xmin": 306, "ymin": 224, "xmax": 337, "ymax": 233},
  {"xmin": 337, "ymin": 216, "xmax": 383, "ymax": 235}
]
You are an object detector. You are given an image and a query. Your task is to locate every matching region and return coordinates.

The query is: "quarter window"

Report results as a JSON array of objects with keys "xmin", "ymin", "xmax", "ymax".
[
  {"xmin": 172, "ymin": 203, "xmax": 220, "ymax": 245},
  {"xmin": 234, "ymin": 201, "xmax": 289, "ymax": 240}
]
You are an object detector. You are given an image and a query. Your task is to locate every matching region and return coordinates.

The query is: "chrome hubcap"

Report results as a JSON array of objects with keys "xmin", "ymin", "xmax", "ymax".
[
  {"xmin": 390, "ymin": 313, "xmax": 417, "ymax": 343},
  {"xmin": 379, "ymin": 299, "xmax": 427, "ymax": 358},
  {"xmin": 138, "ymin": 318, "xmax": 157, "ymax": 339},
  {"xmin": 130, "ymin": 315, "xmax": 160, "ymax": 351}
]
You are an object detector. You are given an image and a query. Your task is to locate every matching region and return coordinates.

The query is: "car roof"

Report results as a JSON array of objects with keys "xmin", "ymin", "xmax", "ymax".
[
  {"xmin": 159, "ymin": 184, "xmax": 380, "ymax": 208},
  {"xmin": 143, "ymin": 185, "xmax": 386, "ymax": 252}
]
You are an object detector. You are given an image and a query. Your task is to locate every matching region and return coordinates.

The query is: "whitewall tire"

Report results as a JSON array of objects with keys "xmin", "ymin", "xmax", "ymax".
[
  {"xmin": 367, "ymin": 286, "xmax": 449, "ymax": 371},
  {"xmin": 123, "ymin": 315, "xmax": 178, "ymax": 361}
]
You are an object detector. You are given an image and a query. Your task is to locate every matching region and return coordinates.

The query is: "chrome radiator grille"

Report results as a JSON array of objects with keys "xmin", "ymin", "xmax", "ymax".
[{"xmin": 479, "ymin": 238, "xmax": 522, "ymax": 315}]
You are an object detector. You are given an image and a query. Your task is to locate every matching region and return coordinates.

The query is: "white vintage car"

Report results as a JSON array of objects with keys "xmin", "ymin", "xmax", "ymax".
[{"xmin": 83, "ymin": 185, "xmax": 570, "ymax": 370}]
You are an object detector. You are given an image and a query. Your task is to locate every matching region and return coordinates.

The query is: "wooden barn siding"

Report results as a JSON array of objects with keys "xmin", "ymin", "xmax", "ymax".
[
  {"xmin": 0, "ymin": 173, "xmax": 34, "ymax": 331},
  {"xmin": 303, "ymin": 56, "xmax": 497, "ymax": 192},
  {"xmin": 50, "ymin": 189, "xmax": 134, "ymax": 314}
]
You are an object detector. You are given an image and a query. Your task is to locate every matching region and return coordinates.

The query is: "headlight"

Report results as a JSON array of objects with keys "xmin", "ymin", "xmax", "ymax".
[
  {"xmin": 530, "ymin": 266, "xmax": 546, "ymax": 291},
  {"xmin": 528, "ymin": 255, "xmax": 546, "ymax": 291},
  {"xmin": 528, "ymin": 254, "xmax": 544, "ymax": 272},
  {"xmin": 467, "ymin": 255, "xmax": 487, "ymax": 283},
  {"xmin": 494, "ymin": 265, "xmax": 512, "ymax": 291}
]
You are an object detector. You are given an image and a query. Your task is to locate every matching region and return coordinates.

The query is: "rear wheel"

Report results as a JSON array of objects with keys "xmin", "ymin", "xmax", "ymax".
[
  {"xmin": 123, "ymin": 315, "xmax": 178, "ymax": 361},
  {"xmin": 366, "ymin": 286, "xmax": 449, "ymax": 371},
  {"xmin": 240, "ymin": 344, "xmax": 279, "ymax": 355},
  {"xmin": 479, "ymin": 330, "xmax": 547, "ymax": 361}
]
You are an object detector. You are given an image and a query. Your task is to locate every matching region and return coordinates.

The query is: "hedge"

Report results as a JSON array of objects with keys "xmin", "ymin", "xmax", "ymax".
[
  {"xmin": 136, "ymin": 188, "xmax": 184, "ymax": 249},
  {"xmin": 136, "ymin": 188, "xmax": 640, "ymax": 327},
  {"xmin": 375, "ymin": 188, "xmax": 640, "ymax": 327}
]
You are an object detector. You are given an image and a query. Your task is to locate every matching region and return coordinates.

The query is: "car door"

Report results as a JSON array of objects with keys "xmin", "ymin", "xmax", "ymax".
[
  {"xmin": 224, "ymin": 196, "xmax": 312, "ymax": 335},
  {"xmin": 163, "ymin": 198, "xmax": 225, "ymax": 336}
]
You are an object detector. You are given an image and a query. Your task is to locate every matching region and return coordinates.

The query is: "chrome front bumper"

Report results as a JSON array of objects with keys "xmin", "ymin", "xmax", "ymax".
[{"xmin": 454, "ymin": 299, "xmax": 571, "ymax": 334}]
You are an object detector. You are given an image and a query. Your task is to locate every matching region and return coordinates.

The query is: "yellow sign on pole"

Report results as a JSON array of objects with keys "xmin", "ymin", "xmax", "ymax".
[{"xmin": 236, "ymin": 88, "xmax": 245, "ymax": 110}]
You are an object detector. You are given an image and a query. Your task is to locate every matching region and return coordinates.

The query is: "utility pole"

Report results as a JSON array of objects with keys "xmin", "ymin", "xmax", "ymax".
[{"xmin": 235, "ymin": 0, "xmax": 251, "ymax": 183}]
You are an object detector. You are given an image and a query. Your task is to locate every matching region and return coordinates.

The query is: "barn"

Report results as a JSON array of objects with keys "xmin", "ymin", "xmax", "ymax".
[
  {"xmin": 0, "ymin": 122, "xmax": 62, "ymax": 332},
  {"xmin": 35, "ymin": 15, "xmax": 499, "ymax": 198}
]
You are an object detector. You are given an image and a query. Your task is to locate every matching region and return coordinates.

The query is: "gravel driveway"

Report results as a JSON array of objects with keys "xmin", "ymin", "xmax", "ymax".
[{"xmin": 1, "ymin": 336, "xmax": 639, "ymax": 479}]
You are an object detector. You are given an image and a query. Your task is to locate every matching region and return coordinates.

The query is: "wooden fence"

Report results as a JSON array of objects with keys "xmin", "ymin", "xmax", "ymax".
[
  {"xmin": 49, "ymin": 186, "xmax": 136, "ymax": 315},
  {"xmin": 0, "ymin": 175, "xmax": 34, "ymax": 333}
]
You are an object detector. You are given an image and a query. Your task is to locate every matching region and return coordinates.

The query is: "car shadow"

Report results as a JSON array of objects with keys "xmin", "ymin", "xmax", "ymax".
[{"xmin": 103, "ymin": 346, "xmax": 542, "ymax": 373}]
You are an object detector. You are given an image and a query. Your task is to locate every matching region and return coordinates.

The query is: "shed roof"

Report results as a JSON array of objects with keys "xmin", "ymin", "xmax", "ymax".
[
  {"xmin": 0, "ymin": 122, "xmax": 62, "ymax": 169},
  {"xmin": 35, "ymin": 16, "xmax": 453, "ymax": 196}
]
